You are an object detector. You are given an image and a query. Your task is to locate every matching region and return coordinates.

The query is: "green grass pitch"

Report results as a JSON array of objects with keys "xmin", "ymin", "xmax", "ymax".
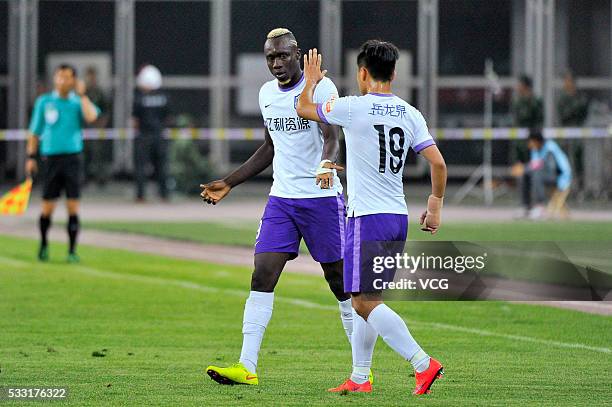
[
  {"xmin": 1, "ymin": 235, "xmax": 611, "ymax": 406},
  {"xmin": 85, "ymin": 220, "xmax": 612, "ymax": 247}
]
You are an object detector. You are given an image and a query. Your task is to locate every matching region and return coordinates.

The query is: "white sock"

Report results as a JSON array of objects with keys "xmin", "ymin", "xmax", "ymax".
[
  {"xmin": 410, "ymin": 349, "xmax": 431, "ymax": 373},
  {"xmin": 239, "ymin": 291, "xmax": 274, "ymax": 373},
  {"xmin": 338, "ymin": 299, "xmax": 353, "ymax": 343},
  {"xmin": 350, "ymin": 310, "xmax": 378, "ymax": 384},
  {"xmin": 366, "ymin": 304, "xmax": 429, "ymax": 372}
]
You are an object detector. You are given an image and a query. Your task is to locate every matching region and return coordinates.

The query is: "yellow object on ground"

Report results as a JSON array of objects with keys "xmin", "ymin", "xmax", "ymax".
[{"xmin": 0, "ymin": 179, "xmax": 32, "ymax": 216}]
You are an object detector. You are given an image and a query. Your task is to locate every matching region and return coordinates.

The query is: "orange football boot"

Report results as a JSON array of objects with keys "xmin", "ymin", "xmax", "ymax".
[
  {"xmin": 328, "ymin": 379, "xmax": 372, "ymax": 393},
  {"xmin": 413, "ymin": 357, "xmax": 444, "ymax": 395}
]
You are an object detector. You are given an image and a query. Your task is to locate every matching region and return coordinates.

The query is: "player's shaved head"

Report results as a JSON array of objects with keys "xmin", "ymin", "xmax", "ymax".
[
  {"xmin": 266, "ymin": 28, "xmax": 298, "ymax": 47},
  {"xmin": 357, "ymin": 40, "xmax": 399, "ymax": 82}
]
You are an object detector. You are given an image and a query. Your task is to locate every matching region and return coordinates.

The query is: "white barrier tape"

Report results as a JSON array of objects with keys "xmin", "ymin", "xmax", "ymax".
[
  {"xmin": 0, "ymin": 127, "xmax": 610, "ymax": 141},
  {"xmin": 434, "ymin": 127, "xmax": 611, "ymax": 140}
]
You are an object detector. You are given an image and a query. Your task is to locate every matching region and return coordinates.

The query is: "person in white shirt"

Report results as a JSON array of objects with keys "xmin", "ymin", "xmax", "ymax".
[
  {"xmin": 297, "ymin": 41, "xmax": 447, "ymax": 396},
  {"xmin": 202, "ymin": 28, "xmax": 359, "ymax": 386}
]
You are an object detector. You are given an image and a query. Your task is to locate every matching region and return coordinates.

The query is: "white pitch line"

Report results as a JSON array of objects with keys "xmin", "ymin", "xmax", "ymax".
[
  {"xmin": 0, "ymin": 255, "xmax": 30, "ymax": 268},
  {"xmin": 416, "ymin": 321, "xmax": 611, "ymax": 354},
  {"xmin": 59, "ymin": 263, "xmax": 612, "ymax": 354},
  {"xmin": 562, "ymin": 301, "xmax": 612, "ymax": 311},
  {"xmin": 1, "ymin": 256, "xmax": 610, "ymax": 354},
  {"xmin": 70, "ymin": 265, "xmax": 336, "ymax": 311}
]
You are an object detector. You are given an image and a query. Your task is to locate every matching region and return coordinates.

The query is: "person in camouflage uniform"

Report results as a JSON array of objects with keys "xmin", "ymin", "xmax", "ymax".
[
  {"xmin": 557, "ymin": 71, "xmax": 588, "ymax": 126},
  {"xmin": 512, "ymin": 75, "xmax": 543, "ymax": 128},
  {"xmin": 511, "ymin": 75, "xmax": 543, "ymax": 163},
  {"xmin": 557, "ymin": 71, "xmax": 588, "ymax": 189},
  {"xmin": 83, "ymin": 67, "xmax": 111, "ymax": 187}
]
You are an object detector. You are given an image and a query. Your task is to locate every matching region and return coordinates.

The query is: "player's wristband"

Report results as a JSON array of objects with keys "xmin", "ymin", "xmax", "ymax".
[
  {"xmin": 316, "ymin": 159, "xmax": 333, "ymax": 175},
  {"xmin": 27, "ymin": 153, "xmax": 38, "ymax": 160},
  {"xmin": 427, "ymin": 194, "xmax": 443, "ymax": 215}
]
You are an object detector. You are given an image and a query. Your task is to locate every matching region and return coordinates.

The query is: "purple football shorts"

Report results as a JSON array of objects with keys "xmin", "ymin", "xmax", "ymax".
[
  {"xmin": 255, "ymin": 194, "xmax": 346, "ymax": 263},
  {"xmin": 343, "ymin": 213, "xmax": 408, "ymax": 293}
]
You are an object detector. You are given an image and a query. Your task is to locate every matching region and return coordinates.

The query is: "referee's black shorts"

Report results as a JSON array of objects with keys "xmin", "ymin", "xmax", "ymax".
[{"xmin": 40, "ymin": 153, "xmax": 82, "ymax": 200}]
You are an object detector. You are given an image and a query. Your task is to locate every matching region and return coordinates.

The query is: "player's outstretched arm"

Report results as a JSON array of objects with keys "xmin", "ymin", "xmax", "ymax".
[
  {"xmin": 296, "ymin": 48, "xmax": 327, "ymax": 122},
  {"xmin": 200, "ymin": 128, "xmax": 274, "ymax": 205},
  {"xmin": 419, "ymin": 145, "xmax": 447, "ymax": 234}
]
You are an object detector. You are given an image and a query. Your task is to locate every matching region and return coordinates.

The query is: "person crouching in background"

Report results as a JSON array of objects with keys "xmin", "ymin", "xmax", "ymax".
[{"xmin": 512, "ymin": 130, "xmax": 572, "ymax": 220}]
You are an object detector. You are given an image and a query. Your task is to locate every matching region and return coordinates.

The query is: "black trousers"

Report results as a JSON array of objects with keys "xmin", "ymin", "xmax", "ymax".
[{"xmin": 134, "ymin": 135, "xmax": 168, "ymax": 199}]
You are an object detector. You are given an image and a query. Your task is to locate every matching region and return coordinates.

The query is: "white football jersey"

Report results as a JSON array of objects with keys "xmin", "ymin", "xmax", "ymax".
[
  {"xmin": 259, "ymin": 75, "xmax": 342, "ymax": 198},
  {"xmin": 317, "ymin": 93, "xmax": 435, "ymax": 217}
]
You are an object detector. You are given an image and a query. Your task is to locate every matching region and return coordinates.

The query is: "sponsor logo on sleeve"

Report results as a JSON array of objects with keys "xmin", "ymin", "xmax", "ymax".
[{"xmin": 325, "ymin": 96, "xmax": 337, "ymax": 113}]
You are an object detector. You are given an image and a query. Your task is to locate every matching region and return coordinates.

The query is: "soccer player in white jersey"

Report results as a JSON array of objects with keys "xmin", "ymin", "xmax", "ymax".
[
  {"xmin": 201, "ymin": 28, "xmax": 363, "ymax": 386},
  {"xmin": 297, "ymin": 41, "xmax": 447, "ymax": 395}
]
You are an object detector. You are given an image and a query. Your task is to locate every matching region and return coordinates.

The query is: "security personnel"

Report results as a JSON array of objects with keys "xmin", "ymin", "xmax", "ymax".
[
  {"xmin": 132, "ymin": 65, "xmax": 170, "ymax": 202},
  {"xmin": 512, "ymin": 75, "xmax": 544, "ymax": 128},
  {"xmin": 25, "ymin": 64, "xmax": 100, "ymax": 262},
  {"xmin": 83, "ymin": 66, "xmax": 111, "ymax": 187},
  {"xmin": 512, "ymin": 75, "xmax": 543, "ymax": 162},
  {"xmin": 557, "ymin": 72, "xmax": 588, "ymax": 127}
]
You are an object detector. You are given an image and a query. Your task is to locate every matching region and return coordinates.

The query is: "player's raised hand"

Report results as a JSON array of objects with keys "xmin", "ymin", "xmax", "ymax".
[
  {"xmin": 303, "ymin": 48, "xmax": 327, "ymax": 85},
  {"xmin": 200, "ymin": 180, "xmax": 231, "ymax": 205},
  {"xmin": 315, "ymin": 160, "xmax": 344, "ymax": 189},
  {"xmin": 420, "ymin": 194, "xmax": 443, "ymax": 234},
  {"xmin": 75, "ymin": 79, "xmax": 87, "ymax": 97}
]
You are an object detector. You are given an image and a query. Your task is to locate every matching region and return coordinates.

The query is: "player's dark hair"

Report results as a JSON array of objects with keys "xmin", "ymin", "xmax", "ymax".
[
  {"xmin": 527, "ymin": 129, "xmax": 544, "ymax": 144},
  {"xmin": 519, "ymin": 74, "xmax": 532, "ymax": 89},
  {"xmin": 357, "ymin": 40, "xmax": 399, "ymax": 82},
  {"xmin": 56, "ymin": 64, "xmax": 77, "ymax": 77}
]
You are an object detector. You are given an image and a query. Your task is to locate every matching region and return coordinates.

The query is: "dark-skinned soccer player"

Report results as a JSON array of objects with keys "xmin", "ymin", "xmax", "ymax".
[{"xmin": 202, "ymin": 29, "xmax": 370, "ymax": 386}]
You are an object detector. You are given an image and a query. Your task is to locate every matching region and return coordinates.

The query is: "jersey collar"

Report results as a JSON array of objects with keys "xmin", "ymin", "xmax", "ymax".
[
  {"xmin": 278, "ymin": 73, "xmax": 305, "ymax": 92},
  {"xmin": 368, "ymin": 92, "xmax": 394, "ymax": 97},
  {"xmin": 52, "ymin": 90, "xmax": 75, "ymax": 99}
]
